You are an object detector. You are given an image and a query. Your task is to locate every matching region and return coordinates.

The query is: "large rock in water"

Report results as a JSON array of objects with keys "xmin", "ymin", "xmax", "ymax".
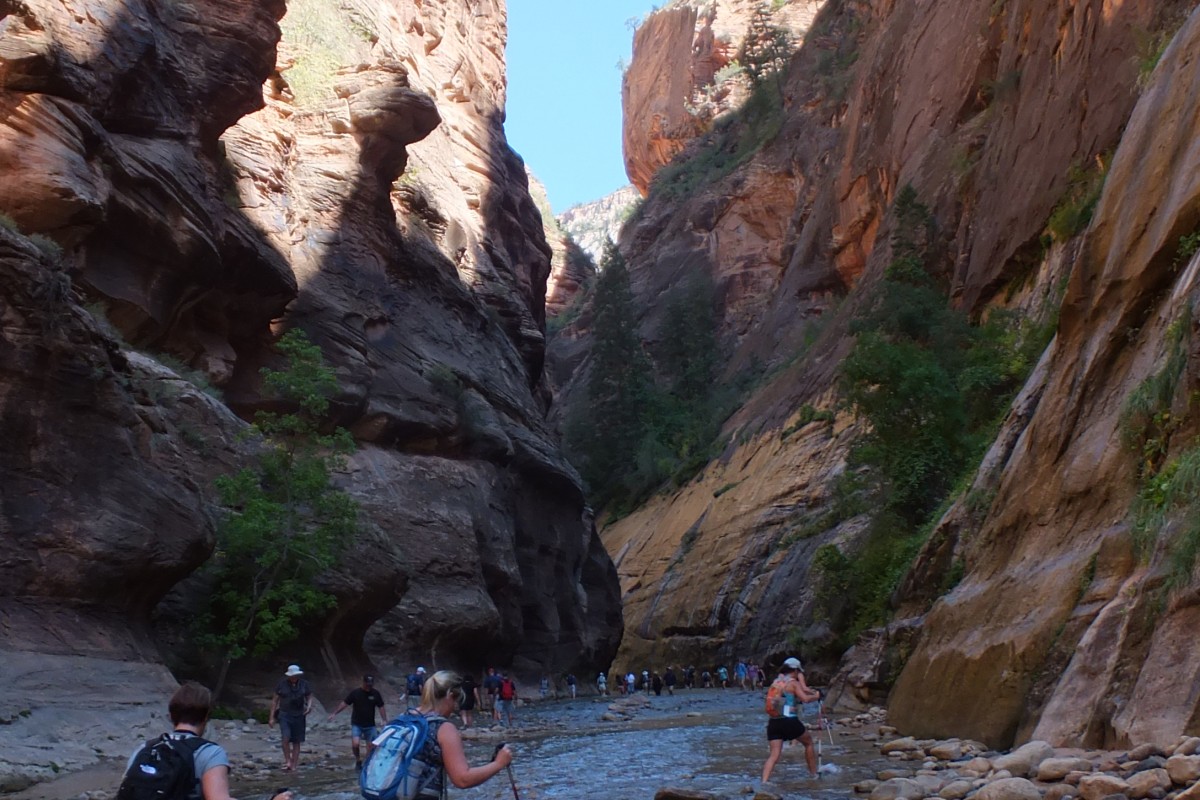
[{"xmin": 0, "ymin": 0, "xmax": 622, "ymax": 774}]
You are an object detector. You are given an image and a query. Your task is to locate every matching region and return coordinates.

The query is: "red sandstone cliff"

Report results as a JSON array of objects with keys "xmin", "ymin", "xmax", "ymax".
[
  {"xmin": 0, "ymin": 0, "xmax": 621, "ymax": 784},
  {"xmin": 584, "ymin": 0, "xmax": 1200, "ymax": 750}
]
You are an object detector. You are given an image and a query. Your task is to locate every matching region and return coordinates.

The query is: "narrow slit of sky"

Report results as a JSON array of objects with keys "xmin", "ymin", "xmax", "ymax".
[{"xmin": 504, "ymin": 0, "xmax": 659, "ymax": 214}]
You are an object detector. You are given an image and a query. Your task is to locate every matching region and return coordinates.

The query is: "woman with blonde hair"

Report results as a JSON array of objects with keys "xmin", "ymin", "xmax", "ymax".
[{"xmin": 409, "ymin": 670, "xmax": 513, "ymax": 797}]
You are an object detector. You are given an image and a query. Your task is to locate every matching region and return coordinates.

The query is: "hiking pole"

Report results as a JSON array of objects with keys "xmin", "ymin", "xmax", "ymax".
[{"xmin": 493, "ymin": 743, "xmax": 520, "ymax": 800}]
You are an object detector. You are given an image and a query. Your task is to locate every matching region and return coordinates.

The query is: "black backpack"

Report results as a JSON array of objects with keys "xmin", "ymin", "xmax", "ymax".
[{"xmin": 117, "ymin": 732, "xmax": 206, "ymax": 800}]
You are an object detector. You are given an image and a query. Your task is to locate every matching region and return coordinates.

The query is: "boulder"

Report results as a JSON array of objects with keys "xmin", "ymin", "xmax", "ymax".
[
  {"xmin": 1044, "ymin": 785, "xmax": 1074, "ymax": 800},
  {"xmin": 1136, "ymin": 758, "xmax": 1170, "ymax": 774},
  {"xmin": 1126, "ymin": 770, "xmax": 1171, "ymax": 800},
  {"xmin": 880, "ymin": 769, "xmax": 917, "ymax": 780},
  {"xmin": 994, "ymin": 742, "xmax": 1056, "ymax": 778},
  {"xmin": 884, "ymin": 738, "xmax": 924, "ymax": 754},
  {"xmin": 1131, "ymin": 746, "xmax": 1169, "ymax": 761},
  {"xmin": 870, "ymin": 778, "xmax": 930, "ymax": 800},
  {"xmin": 1079, "ymin": 775, "xmax": 1132, "ymax": 800},
  {"xmin": 1040, "ymin": 760, "xmax": 1097, "ymax": 782},
  {"xmin": 916, "ymin": 774, "xmax": 948, "ymax": 794},
  {"xmin": 975, "ymin": 777, "xmax": 1043, "ymax": 800},
  {"xmin": 1175, "ymin": 781, "xmax": 1200, "ymax": 800},
  {"xmin": 655, "ymin": 790, "xmax": 720, "ymax": 800},
  {"xmin": 1175, "ymin": 739, "xmax": 1200, "ymax": 757},
  {"xmin": 1166, "ymin": 756, "xmax": 1200, "ymax": 785},
  {"xmin": 1066, "ymin": 773, "xmax": 1090, "ymax": 787},
  {"xmin": 857, "ymin": 781, "xmax": 883, "ymax": 794},
  {"xmin": 930, "ymin": 742, "xmax": 966, "ymax": 761},
  {"xmin": 940, "ymin": 781, "xmax": 975, "ymax": 799}
]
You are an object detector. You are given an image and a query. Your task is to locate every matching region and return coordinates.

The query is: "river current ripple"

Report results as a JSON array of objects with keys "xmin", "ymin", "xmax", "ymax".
[{"xmin": 239, "ymin": 690, "xmax": 890, "ymax": 800}]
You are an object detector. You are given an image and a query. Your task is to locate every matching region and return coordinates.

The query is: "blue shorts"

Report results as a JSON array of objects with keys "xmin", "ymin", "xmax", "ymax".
[
  {"xmin": 497, "ymin": 699, "xmax": 514, "ymax": 714},
  {"xmin": 279, "ymin": 713, "xmax": 306, "ymax": 743},
  {"xmin": 351, "ymin": 724, "xmax": 378, "ymax": 742}
]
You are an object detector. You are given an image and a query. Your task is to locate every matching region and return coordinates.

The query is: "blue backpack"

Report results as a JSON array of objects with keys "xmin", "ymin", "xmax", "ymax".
[{"xmin": 360, "ymin": 713, "xmax": 443, "ymax": 800}]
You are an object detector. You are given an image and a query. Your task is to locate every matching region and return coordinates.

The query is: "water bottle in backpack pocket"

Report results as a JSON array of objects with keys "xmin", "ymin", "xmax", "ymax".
[{"xmin": 360, "ymin": 714, "xmax": 443, "ymax": 800}]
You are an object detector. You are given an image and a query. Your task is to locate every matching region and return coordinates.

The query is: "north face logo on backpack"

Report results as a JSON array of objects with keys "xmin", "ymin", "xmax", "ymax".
[{"xmin": 117, "ymin": 734, "xmax": 205, "ymax": 800}]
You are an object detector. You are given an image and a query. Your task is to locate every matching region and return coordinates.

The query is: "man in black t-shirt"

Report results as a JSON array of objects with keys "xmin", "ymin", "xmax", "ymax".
[{"xmin": 327, "ymin": 674, "xmax": 387, "ymax": 770}]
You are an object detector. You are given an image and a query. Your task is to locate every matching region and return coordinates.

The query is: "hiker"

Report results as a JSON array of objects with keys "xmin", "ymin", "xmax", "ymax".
[
  {"xmin": 701, "ymin": 669, "xmax": 712, "ymax": 688},
  {"xmin": 409, "ymin": 671, "xmax": 514, "ymax": 795},
  {"xmin": 497, "ymin": 673, "xmax": 518, "ymax": 726},
  {"xmin": 539, "ymin": 674, "xmax": 550, "ymax": 700},
  {"xmin": 118, "ymin": 682, "xmax": 233, "ymax": 800},
  {"xmin": 405, "ymin": 667, "xmax": 427, "ymax": 708},
  {"xmin": 458, "ymin": 671, "xmax": 480, "ymax": 727},
  {"xmin": 625, "ymin": 671, "xmax": 636, "ymax": 695},
  {"xmin": 762, "ymin": 657, "xmax": 821, "ymax": 784},
  {"xmin": 685, "ymin": 665, "xmax": 696, "ymax": 689},
  {"xmin": 268, "ymin": 664, "xmax": 312, "ymax": 772},
  {"xmin": 736, "ymin": 661, "xmax": 749, "ymax": 689},
  {"xmin": 326, "ymin": 674, "xmax": 387, "ymax": 771},
  {"xmin": 717, "ymin": 665, "xmax": 730, "ymax": 688},
  {"xmin": 566, "ymin": 673, "xmax": 578, "ymax": 699},
  {"xmin": 596, "ymin": 672, "xmax": 608, "ymax": 695},
  {"xmin": 664, "ymin": 666, "xmax": 677, "ymax": 696},
  {"xmin": 747, "ymin": 663, "xmax": 760, "ymax": 689},
  {"xmin": 482, "ymin": 667, "xmax": 501, "ymax": 720}
]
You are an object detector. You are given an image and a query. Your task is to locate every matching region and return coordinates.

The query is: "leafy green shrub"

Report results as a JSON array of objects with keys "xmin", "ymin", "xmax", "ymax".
[
  {"xmin": 834, "ymin": 186, "xmax": 1051, "ymax": 636},
  {"xmin": 1130, "ymin": 444, "xmax": 1200, "ymax": 589},
  {"xmin": 29, "ymin": 233, "xmax": 63, "ymax": 261},
  {"xmin": 1046, "ymin": 156, "xmax": 1109, "ymax": 242},
  {"xmin": 780, "ymin": 404, "xmax": 835, "ymax": 440},
  {"xmin": 1175, "ymin": 230, "xmax": 1200, "ymax": 268},
  {"xmin": 1119, "ymin": 310, "xmax": 1189, "ymax": 477},
  {"xmin": 198, "ymin": 329, "xmax": 357, "ymax": 697},
  {"xmin": 279, "ymin": 0, "xmax": 372, "ymax": 107},
  {"xmin": 426, "ymin": 363, "xmax": 465, "ymax": 400},
  {"xmin": 155, "ymin": 353, "xmax": 223, "ymax": 400}
]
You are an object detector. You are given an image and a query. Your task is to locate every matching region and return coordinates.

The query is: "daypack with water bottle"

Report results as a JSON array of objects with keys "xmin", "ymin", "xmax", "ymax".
[
  {"xmin": 360, "ymin": 713, "xmax": 445, "ymax": 800},
  {"xmin": 765, "ymin": 677, "xmax": 788, "ymax": 718}
]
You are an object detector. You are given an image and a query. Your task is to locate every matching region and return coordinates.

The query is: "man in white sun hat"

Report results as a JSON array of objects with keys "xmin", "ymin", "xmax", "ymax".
[
  {"xmin": 762, "ymin": 656, "xmax": 820, "ymax": 784},
  {"xmin": 269, "ymin": 664, "xmax": 312, "ymax": 771}
]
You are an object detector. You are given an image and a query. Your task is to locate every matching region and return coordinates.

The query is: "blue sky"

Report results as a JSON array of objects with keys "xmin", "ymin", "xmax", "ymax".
[{"xmin": 505, "ymin": 1, "xmax": 657, "ymax": 213}]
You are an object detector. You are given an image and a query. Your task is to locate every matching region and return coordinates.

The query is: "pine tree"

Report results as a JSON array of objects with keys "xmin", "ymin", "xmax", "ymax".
[{"xmin": 569, "ymin": 240, "xmax": 651, "ymax": 505}]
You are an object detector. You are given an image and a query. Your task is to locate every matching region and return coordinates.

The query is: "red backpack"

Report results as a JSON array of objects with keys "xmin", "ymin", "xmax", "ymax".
[
  {"xmin": 499, "ymin": 678, "xmax": 515, "ymax": 700},
  {"xmin": 765, "ymin": 677, "xmax": 787, "ymax": 718}
]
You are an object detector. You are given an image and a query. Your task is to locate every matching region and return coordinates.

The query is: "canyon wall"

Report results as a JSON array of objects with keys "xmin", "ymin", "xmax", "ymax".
[
  {"xmin": 0, "ymin": 0, "xmax": 620, "ymax": 785},
  {"xmin": 580, "ymin": 0, "xmax": 1200, "ymax": 748}
]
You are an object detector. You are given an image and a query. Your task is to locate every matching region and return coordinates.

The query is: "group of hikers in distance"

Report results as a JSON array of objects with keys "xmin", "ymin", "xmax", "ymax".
[
  {"xmin": 599, "ymin": 660, "xmax": 769, "ymax": 696},
  {"xmin": 117, "ymin": 655, "xmax": 827, "ymax": 800}
]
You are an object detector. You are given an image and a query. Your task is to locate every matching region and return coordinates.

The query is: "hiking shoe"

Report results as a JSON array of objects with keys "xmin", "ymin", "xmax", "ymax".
[{"xmin": 355, "ymin": 759, "xmax": 363, "ymax": 771}]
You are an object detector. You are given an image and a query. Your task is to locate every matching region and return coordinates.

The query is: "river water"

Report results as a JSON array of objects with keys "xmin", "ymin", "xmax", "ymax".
[{"xmin": 242, "ymin": 690, "xmax": 890, "ymax": 800}]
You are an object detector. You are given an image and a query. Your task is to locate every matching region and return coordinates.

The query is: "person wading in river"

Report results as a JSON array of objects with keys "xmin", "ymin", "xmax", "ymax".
[
  {"xmin": 761, "ymin": 657, "xmax": 821, "ymax": 785},
  {"xmin": 406, "ymin": 671, "xmax": 514, "ymax": 797},
  {"xmin": 326, "ymin": 674, "xmax": 387, "ymax": 771},
  {"xmin": 268, "ymin": 665, "xmax": 312, "ymax": 772}
]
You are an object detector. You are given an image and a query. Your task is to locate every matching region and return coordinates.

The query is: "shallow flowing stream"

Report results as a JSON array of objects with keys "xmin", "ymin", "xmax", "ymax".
[{"xmin": 237, "ymin": 690, "xmax": 891, "ymax": 800}]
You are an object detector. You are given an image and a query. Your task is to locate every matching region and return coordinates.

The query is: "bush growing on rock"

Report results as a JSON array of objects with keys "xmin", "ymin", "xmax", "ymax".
[{"xmin": 198, "ymin": 329, "xmax": 358, "ymax": 696}]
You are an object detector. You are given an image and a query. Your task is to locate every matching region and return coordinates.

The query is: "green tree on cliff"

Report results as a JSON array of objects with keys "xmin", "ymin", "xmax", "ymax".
[
  {"xmin": 201, "ymin": 329, "xmax": 357, "ymax": 697},
  {"xmin": 739, "ymin": 3, "xmax": 793, "ymax": 89},
  {"xmin": 568, "ymin": 240, "xmax": 652, "ymax": 507}
]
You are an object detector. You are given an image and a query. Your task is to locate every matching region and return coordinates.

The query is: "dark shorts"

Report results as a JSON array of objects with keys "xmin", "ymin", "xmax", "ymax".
[
  {"xmin": 280, "ymin": 713, "xmax": 306, "ymax": 743},
  {"xmin": 767, "ymin": 716, "xmax": 806, "ymax": 741}
]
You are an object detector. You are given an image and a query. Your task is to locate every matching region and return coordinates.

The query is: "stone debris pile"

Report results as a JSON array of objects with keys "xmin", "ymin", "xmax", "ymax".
[{"xmin": 855, "ymin": 733, "xmax": 1200, "ymax": 800}]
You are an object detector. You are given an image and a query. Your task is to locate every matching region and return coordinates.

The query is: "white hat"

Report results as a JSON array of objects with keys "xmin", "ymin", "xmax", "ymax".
[
  {"xmin": 417, "ymin": 666, "xmax": 426, "ymax": 673},
  {"xmin": 783, "ymin": 657, "xmax": 802, "ymax": 670},
  {"xmin": 284, "ymin": 664, "xmax": 303, "ymax": 677}
]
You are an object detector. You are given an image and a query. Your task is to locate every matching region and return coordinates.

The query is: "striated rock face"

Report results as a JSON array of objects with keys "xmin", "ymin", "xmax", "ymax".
[
  {"xmin": 0, "ymin": 0, "xmax": 621, "ymax": 766},
  {"xmin": 558, "ymin": 185, "xmax": 641, "ymax": 265},
  {"xmin": 891, "ymin": 7, "xmax": 1200, "ymax": 748},
  {"xmin": 577, "ymin": 0, "xmax": 1200, "ymax": 749},
  {"xmin": 621, "ymin": 0, "xmax": 823, "ymax": 195}
]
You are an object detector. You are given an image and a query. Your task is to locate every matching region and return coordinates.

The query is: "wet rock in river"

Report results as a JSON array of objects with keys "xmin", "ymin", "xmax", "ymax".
[{"xmin": 975, "ymin": 777, "xmax": 1043, "ymax": 800}]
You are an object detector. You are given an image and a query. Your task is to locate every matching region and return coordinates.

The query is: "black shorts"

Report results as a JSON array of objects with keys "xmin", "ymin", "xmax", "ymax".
[{"xmin": 766, "ymin": 716, "xmax": 806, "ymax": 741}]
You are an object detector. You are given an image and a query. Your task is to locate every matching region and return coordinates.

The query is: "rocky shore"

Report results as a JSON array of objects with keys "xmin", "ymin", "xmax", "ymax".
[{"xmin": 853, "ymin": 731, "xmax": 1200, "ymax": 800}]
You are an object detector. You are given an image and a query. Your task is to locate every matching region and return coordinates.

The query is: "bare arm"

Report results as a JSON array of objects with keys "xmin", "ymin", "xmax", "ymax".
[
  {"xmin": 327, "ymin": 701, "xmax": 349, "ymax": 721},
  {"xmin": 437, "ymin": 723, "xmax": 511, "ymax": 789},
  {"xmin": 378, "ymin": 704, "xmax": 388, "ymax": 724},
  {"xmin": 792, "ymin": 675, "xmax": 820, "ymax": 704},
  {"xmin": 268, "ymin": 695, "xmax": 280, "ymax": 726},
  {"xmin": 304, "ymin": 692, "xmax": 313, "ymax": 715},
  {"xmin": 201, "ymin": 765, "xmax": 234, "ymax": 800}
]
